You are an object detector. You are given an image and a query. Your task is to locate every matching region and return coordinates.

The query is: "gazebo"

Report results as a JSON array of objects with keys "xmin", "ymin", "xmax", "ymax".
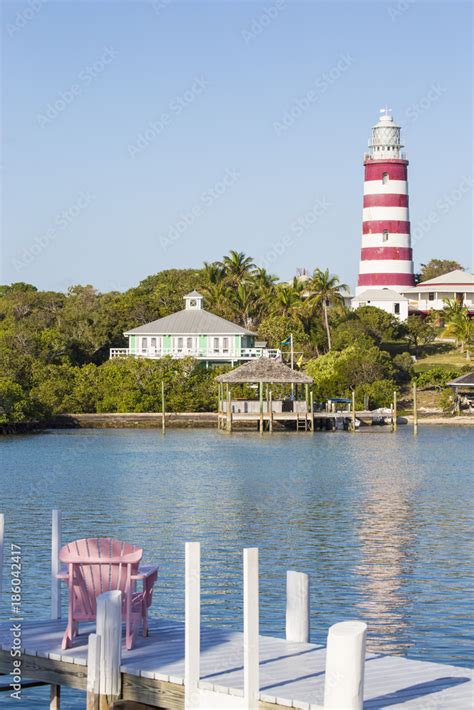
[{"xmin": 215, "ymin": 358, "xmax": 314, "ymax": 433}]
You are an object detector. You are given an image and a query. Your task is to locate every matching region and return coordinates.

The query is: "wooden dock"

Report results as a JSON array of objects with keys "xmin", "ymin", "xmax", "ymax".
[{"xmin": 0, "ymin": 617, "xmax": 472, "ymax": 708}]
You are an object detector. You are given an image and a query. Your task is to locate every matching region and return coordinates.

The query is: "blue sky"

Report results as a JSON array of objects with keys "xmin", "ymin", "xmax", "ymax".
[{"xmin": 2, "ymin": 0, "xmax": 472, "ymax": 292}]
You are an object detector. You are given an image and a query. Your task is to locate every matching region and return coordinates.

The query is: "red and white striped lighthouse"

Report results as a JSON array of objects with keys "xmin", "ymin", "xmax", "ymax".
[{"xmin": 356, "ymin": 109, "xmax": 415, "ymax": 294}]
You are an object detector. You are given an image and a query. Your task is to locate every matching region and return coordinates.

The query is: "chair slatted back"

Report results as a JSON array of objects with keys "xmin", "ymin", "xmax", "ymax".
[{"xmin": 60, "ymin": 538, "xmax": 143, "ymax": 617}]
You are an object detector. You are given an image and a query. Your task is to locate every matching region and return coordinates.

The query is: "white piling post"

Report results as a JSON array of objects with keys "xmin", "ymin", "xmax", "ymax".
[
  {"xmin": 324, "ymin": 620, "xmax": 367, "ymax": 710},
  {"xmin": 243, "ymin": 548, "xmax": 259, "ymax": 710},
  {"xmin": 185, "ymin": 542, "xmax": 201, "ymax": 709},
  {"xmin": 286, "ymin": 571, "xmax": 310, "ymax": 643},
  {"xmin": 96, "ymin": 590, "xmax": 122, "ymax": 707},
  {"xmin": 0, "ymin": 514, "xmax": 4, "ymax": 600},
  {"xmin": 51, "ymin": 509, "xmax": 62, "ymax": 619},
  {"xmin": 86, "ymin": 633, "xmax": 101, "ymax": 710}
]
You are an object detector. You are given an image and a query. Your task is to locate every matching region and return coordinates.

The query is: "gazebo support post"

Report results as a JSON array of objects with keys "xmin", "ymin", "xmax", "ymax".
[
  {"xmin": 259, "ymin": 382, "xmax": 264, "ymax": 434},
  {"xmin": 226, "ymin": 384, "xmax": 232, "ymax": 433},
  {"xmin": 351, "ymin": 390, "xmax": 356, "ymax": 432},
  {"xmin": 310, "ymin": 390, "xmax": 314, "ymax": 432}
]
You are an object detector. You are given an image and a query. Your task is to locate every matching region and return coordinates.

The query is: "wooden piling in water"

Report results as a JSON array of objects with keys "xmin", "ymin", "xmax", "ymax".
[
  {"xmin": 413, "ymin": 382, "xmax": 418, "ymax": 435},
  {"xmin": 324, "ymin": 620, "xmax": 367, "ymax": 710},
  {"xmin": 50, "ymin": 684, "xmax": 60, "ymax": 710},
  {"xmin": 51, "ymin": 509, "xmax": 61, "ymax": 621},
  {"xmin": 96, "ymin": 591, "xmax": 122, "ymax": 709},
  {"xmin": 243, "ymin": 548, "xmax": 259, "ymax": 709},
  {"xmin": 286, "ymin": 571, "xmax": 310, "ymax": 643},
  {"xmin": 351, "ymin": 391, "xmax": 356, "ymax": 432},
  {"xmin": 226, "ymin": 385, "xmax": 232, "ymax": 433},
  {"xmin": 393, "ymin": 390, "xmax": 398, "ymax": 432},
  {"xmin": 269, "ymin": 388, "xmax": 273, "ymax": 433},
  {"xmin": 161, "ymin": 381, "xmax": 166, "ymax": 434},
  {"xmin": 184, "ymin": 542, "xmax": 200, "ymax": 708},
  {"xmin": 310, "ymin": 391, "xmax": 314, "ymax": 432},
  {"xmin": 259, "ymin": 382, "xmax": 264, "ymax": 434},
  {"xmin": 86, "ymin": 633, "xmax": 101, "ymax": 710}
]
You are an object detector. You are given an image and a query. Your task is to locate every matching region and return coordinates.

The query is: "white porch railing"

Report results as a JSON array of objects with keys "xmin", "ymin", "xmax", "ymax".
[{"xmin": 109, "ymin": 347, "xmax": 281, "ymax": 360}]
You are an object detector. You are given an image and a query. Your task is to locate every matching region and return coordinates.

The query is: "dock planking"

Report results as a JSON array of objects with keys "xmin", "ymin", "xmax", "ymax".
[{"xmin": 1, "ymin": 618, "xmax": 472, "ymax": 708}]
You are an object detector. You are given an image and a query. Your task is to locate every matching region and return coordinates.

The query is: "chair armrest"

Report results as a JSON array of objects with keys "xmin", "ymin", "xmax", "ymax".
[{"xmin": 132, "ymin": 565, "xmax": 158, "ymax": 581}]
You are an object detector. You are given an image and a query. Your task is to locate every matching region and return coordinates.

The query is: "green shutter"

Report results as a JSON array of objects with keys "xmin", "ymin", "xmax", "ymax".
[
  {"xmin": 129, "ymin": 335, "xmax": 135, "ymax": 354},
  {"xmin": 199, "ymin": 335, "xmax": 207, "ymax": 354}
]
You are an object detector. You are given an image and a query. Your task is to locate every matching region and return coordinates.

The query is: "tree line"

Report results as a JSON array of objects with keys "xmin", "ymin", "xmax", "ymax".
[{"xmin": 0, "ymin": 254, "xmax": 470, "ymax": 424}]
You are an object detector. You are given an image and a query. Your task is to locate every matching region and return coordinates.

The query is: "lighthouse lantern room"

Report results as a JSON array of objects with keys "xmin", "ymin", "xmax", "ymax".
[{"xmin": 356, "ymin": 109, "xmax": 415, "ymax": 294}]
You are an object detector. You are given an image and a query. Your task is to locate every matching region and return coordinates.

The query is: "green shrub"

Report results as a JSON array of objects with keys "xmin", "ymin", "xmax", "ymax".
[{"xmin": 414, "ymin": 367, "xmax": 460, "ymax": 389}]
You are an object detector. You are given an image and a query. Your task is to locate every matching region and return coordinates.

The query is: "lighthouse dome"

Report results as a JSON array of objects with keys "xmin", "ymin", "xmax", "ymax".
[{"xmin": 368, "ymin": 109, "xmax": 405, "ymax": 159}]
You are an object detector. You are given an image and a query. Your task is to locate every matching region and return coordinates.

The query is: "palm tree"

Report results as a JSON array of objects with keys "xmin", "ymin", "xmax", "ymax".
[
  {"xmin": 444, "ymin": 306, "xmax": 473, "ymax": 359},
  {"xmin": 308, "ymin": 268, "xmax": 348, "ymax": 351},
  {"xmin": 202, "ymin": 261, "xmax": 226, "ymax": 285},
  {"xmin": 217, "ymin": 250, "xmax": 256, "ymax": 284}
]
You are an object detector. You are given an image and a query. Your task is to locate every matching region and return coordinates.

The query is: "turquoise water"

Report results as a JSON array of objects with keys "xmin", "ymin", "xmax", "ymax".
[{"xmin": 0, "ymin": 426, "xmax": 473, "ymax": 707}]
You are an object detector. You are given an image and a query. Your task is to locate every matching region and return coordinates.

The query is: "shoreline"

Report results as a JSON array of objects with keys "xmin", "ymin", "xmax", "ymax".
[{"xmin": 3, "ymin": 411, "xmax": 474, "ymax": 433}]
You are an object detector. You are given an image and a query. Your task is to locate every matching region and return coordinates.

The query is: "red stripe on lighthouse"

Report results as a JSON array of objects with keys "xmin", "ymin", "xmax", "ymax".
[
  {"xmin": 363, "ymin": 220, "xmax": 410, "ymax": 234},
  {"xmin": 360, "ymin": 247, "xmax": 413, "ymax": 260},
  {"xmin": 363, "ymin": 194, "xmax": 409, "ymax": 208},
  {"xmin": 364, "ymin": 162, "xmax": 408, "ymax": 181},
  {"xmin": 358, "ymin": 273, "xmax": 415, "ymax": 287}
]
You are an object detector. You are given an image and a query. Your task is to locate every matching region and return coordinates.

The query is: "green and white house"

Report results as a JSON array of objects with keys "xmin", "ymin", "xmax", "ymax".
[{"xmin": 110, "ymin": 291, "xmax": 280, "ymax": 366}]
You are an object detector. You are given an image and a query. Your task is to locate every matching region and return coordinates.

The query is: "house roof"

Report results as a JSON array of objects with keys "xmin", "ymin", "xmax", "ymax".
[
  {"xmin": 446, "ymin": 372, "xmax": 474, "ymax": 388},
  {"xmin": 125, "ymin": 308, "xmax": 256, "ymax": 336},
  {"xmin": 216, "ymin": 358, "xmax": 313, "ymax": 384},
  {"xmin": 184, "ymin": 290, "xmax": 204, "ymax": 298},
  {"xmin": 405, "ymin": 270, "xmax": 474, "ymax": 292},
  {"xmin": 352, "ymin": 288, "xmax": 408, "ymax": 302}
]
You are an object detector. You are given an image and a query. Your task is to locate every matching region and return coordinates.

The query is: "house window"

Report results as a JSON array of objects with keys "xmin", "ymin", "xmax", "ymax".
[
  {"xmin": 141, "ymin": 337, "xmax": 148, "ymax": 353},
  {"xmin": 456, "ymin": 293, "xmax": 464, "ymax": 304},
  {"xmin": 213, "ymin": 337, "xmax": 220, "ymax": 353},
  {"xmin": 222, "ymin": 337, "xmax": 229, "ymax": 353},
  {"xmin": 150, "ymin": 337, "xmax": 157, "ymax": 349},
  {"xmin": 428, "ymin": 292, "xmax": 434, "ymax": 301},
  {"xmin": 186, "ymin": 337, "xmax": 193, "ymax": 349},
  {"xmin": 383, "ymin": 230, "xmax": 389, "ymax": 242},
  {"xmin": 177, "ymin": 337, "xmax": 183, "ymax": 352},
  {"xmin": 394, "ymin": 303, "xmax": 400, "ymax": 315},
  {"xmin": 382, "ymin": 172, "xmax": 389, "ymax": 184}
]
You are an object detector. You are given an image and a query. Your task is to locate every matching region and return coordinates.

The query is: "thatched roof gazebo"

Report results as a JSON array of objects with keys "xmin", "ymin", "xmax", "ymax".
[
  {"xmin": 215, "ymin": 357, "xmax": 313, "ymax": 385},
  {"xmin": 215, "ymin": 358, "xmax": 314, "ymax": 433}
]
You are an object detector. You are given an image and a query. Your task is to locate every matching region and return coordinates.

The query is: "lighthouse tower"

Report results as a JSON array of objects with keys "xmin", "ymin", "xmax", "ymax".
[{"xmin": 356, "ymin": 109, "xmax": 415, "ymax": 294}]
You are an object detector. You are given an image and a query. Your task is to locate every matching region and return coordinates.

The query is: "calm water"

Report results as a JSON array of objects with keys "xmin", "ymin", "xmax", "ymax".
[{"xmin": 0, "ymin": 426, "xmax": 473, "ymax": 707}]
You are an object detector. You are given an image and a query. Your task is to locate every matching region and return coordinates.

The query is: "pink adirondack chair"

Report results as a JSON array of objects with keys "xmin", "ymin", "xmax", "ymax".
[{"xmin": 57, "ymin": 538, "xmax": 158, "ymax": 651}]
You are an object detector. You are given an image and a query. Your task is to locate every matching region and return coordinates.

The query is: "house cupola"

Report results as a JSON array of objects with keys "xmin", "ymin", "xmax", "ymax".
[{"xmin": 184, "ymin": 291, "xmax": 204, "ymax": 310}]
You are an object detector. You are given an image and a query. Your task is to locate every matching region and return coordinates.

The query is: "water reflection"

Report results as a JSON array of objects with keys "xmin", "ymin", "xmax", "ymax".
[{"xmin": 354, "ymin": 469, "xmax": 417, "ymax": 655}]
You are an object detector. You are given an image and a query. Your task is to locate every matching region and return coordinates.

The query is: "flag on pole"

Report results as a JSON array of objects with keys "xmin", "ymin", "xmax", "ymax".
[
  {"xmin": 297, "ymin": 354, "xmax": 303, "ymax": 368},
  {"xmin": 281, "ymin": 337, "xmax": 291, "ymax": 346}
]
